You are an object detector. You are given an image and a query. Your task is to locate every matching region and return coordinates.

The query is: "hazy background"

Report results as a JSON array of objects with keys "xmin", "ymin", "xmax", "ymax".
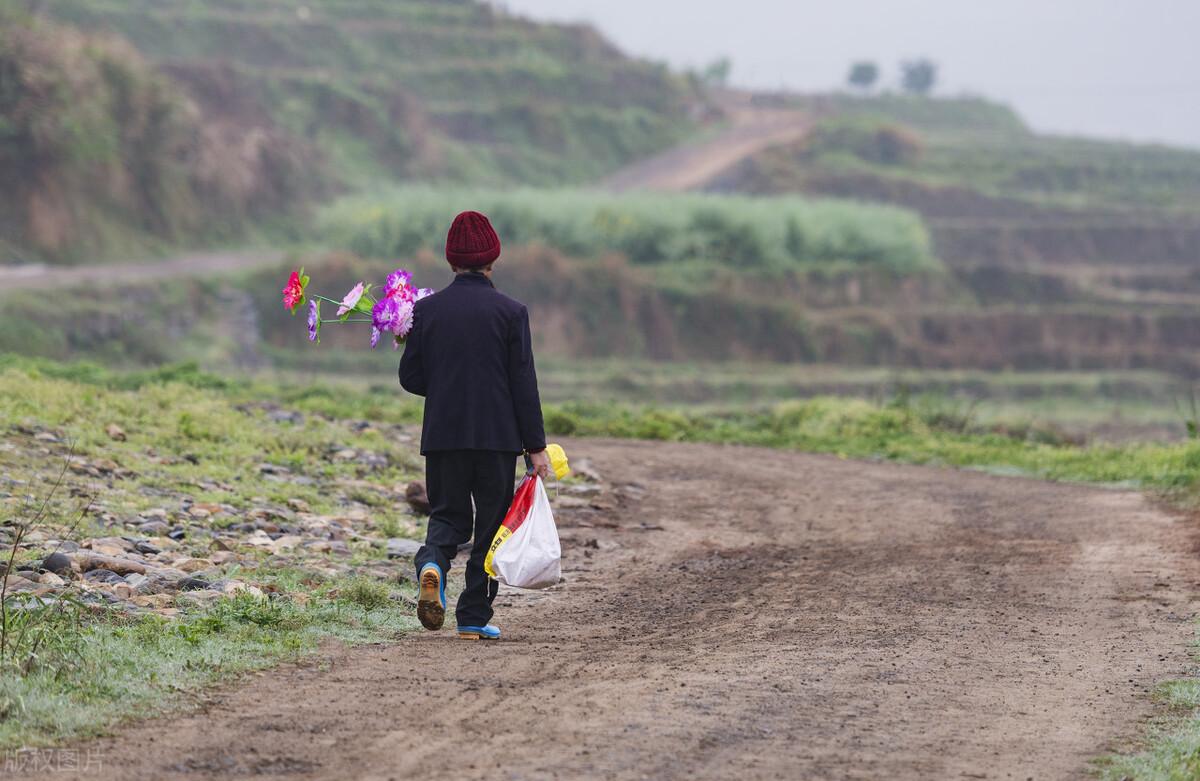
[
  {"xmin": 6, "ymin": 0, "xmax": 1200, "ymax": 441},
  {"xmin": 499, "ymin": 0, "xmax": 1200, "ymax": 148}
]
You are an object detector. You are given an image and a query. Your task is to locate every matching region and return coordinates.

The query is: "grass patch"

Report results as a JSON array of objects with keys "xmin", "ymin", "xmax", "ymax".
[
  {"xmin": 1097, "ymin": 674, "xmax": 1200, "ymax": 780},
  {"xmin": 337, "ymin": 577, "xmax": 392, "ymax": 612},
  {"xmin": 0, "ymin": 589, "xmax": 416, "ymax": 749},
  {"xmin": 542, "ymin": 395, "xmax": 1200, "ymax": 499}
]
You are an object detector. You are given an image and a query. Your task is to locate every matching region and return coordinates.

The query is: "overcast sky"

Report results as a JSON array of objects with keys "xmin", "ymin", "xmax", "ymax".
[{"xmin": 498, "ymin": 0, "xmax": 1200, "ymax": 148}]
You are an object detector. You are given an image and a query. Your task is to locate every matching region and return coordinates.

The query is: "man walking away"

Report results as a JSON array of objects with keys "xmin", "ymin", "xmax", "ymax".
[{"xmin": 399, "ymin": 210, "xmax": 552, "ymax": 641}]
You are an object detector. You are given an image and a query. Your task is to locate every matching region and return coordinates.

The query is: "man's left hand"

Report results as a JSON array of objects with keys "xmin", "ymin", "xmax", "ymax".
[{"xmin": 529, "ymin": 449, "xmax": 552, "ymax": 480}]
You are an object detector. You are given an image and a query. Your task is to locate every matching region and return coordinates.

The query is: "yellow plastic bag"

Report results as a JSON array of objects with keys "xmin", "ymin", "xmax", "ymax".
[{"xmin": 545, "ymin": 443, "xmax": 570, "ymax": 480}]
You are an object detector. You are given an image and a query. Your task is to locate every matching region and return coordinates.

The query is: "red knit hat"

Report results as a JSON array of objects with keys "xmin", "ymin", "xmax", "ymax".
[{"xmin": 445, "ymin": 210, "xmax": 501, "ymax": 268}]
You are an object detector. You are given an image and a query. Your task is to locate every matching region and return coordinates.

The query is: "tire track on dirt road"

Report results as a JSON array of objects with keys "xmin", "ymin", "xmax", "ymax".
[{"xmin": 25, "ymin": 438, "xmax": 1200, "ymax": 780}]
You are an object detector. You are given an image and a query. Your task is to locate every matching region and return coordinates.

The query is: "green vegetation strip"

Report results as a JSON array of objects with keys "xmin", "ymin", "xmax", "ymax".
[
  {"xmin": 10, "ymin": 356, "xmax": 1196, "ymax": 498},
  {"xmin": 545, "ymin": 397, "xmax": 1200, "ymax": 497},
  {"xmin": 318, "ymin": 186, "xmax": 938, "ymax": 274}
]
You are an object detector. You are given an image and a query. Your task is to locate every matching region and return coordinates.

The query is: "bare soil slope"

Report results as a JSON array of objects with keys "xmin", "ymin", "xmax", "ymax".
[{"xmin": 22, "ymin": 439, "xmax": 1200, "ymax": 780}]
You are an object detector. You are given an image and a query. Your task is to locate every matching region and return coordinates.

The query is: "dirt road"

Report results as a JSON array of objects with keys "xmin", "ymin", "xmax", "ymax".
[
  {"xmin": 601, "ymin": 102, "xmax": 810, "ymax": 193},
  {"xmin": 0, "ymin": 250, "xmax": 284, "ymax": 291},
  {"xmin": 29, "ymin": 438, "xmax": 1200, "ymax": 780}
]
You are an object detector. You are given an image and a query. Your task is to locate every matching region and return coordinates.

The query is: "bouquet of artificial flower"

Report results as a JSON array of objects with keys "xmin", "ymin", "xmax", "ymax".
[{"xmin": 282, "ymin": 266, "xmax": 432, "ymax": 349}]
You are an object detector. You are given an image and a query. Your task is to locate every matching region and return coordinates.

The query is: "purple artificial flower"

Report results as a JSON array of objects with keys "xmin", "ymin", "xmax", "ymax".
[
  {"xmin": 370, "ymin": 327, "xmax": 381, "ymax": 349},
  {"xmin": 307, "ymin": 300, "xmax": 320, "ymax": 342},
  {"xmin": 372, "ymin": 296, "xmax": 401, "ymax": 335},
  {"xmin": 415, "ymin": 287, "xmax": 434, "ymax": 301},
  {"xmin": 385, "ymin": 268, "xmax": 412, "ymax": 297},
  {"xmin": 336, "ymin": 282, "xmax": 365, "ymax": 317},
  {"xmin": 395, "ymin": 300, "xmax": 414, "ymax": 339}
]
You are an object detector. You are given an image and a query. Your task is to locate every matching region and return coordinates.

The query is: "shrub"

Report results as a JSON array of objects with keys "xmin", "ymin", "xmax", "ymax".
[
  {"xmin": 339, "ymin": 577, "xmax": 391, "ymax": 611},
  {"xmin": 805, "ymin": 116, "xmax": 924, "ymax": 166},
  {"xmin": 544, "ymin": 407, "xmax": 579, "ymax": 436}
]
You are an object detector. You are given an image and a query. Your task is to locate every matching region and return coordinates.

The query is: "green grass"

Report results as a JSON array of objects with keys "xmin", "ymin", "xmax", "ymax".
[
  {"xmin": 11, "ymin": 354, "xmax": 1192, "ymax": 500},
  {"xmin": 318, "ymin": 186, "xmax": 938, "ymax": 273},
  {"xmin": 0, "ymin": 363, "xmax": 421, "ymax": 520},
  {"xmin": 541, "ymin": 396, "xmax": 1200, "ymax": 498},
  {"xmin": 0, "ymin": 354, "xmax": 427, "ymax": 568},
  {"xmin": 9, "ymin": 351, "xmax": 1198, "ymax": 486},
  {"xmin": 338, "ymin": 576, "xmax": 392, "ymax": 611},
  {"xmin": 237, "ymin": 360, "xmax": 1199, "ymax": 449},
  {"xmin": 0, "ymin": 586, "xmax": 416, "ymax": 748},
  {"xmin": 1098, "ymin": 674, "xmax": 1200, "ymax": 780},
  {"xmin": 532, "ymin": 358, "xmax": 1191, "ymax": 417}
]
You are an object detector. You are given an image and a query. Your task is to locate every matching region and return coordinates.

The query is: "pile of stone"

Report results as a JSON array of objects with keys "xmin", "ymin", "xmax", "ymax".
[
  {"xmin": 2, "ymin": 492, "xmax": 432, "ymax": 616},
  {"xmin": 2, "ymin": 421, "xmax": 610, "ymax": 621}
]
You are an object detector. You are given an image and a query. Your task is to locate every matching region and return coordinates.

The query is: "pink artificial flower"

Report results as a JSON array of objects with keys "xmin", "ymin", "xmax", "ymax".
[{"xmin": 337, "ymin": 282, "xmax": 365, "ymax": 317}]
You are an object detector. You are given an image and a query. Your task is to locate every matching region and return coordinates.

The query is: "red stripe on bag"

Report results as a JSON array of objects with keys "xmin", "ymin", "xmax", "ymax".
[{"xmin": 500, "ymin": 475, "xmax": 538, "ymax": 535}]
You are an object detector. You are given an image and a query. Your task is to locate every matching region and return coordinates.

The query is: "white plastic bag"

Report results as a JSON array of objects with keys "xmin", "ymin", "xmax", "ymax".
[{"xmin": 484, "ymin": 474, "xmax": 561, "ymax": 589}]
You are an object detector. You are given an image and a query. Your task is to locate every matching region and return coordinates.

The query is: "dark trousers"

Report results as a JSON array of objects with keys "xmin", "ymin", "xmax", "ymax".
[{"xmin": 414, "ymin": 450, "xmax": 517, "ymax": 627}]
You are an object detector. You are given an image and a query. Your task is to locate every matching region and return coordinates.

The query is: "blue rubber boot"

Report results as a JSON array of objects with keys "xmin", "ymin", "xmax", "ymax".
[
  {"xmin": 416, "ymin": 563, "xmax": 446, "ymax": 631},
  {"xmin": 456, "ymin": 624, "xmax": 501, "ymax": 641}
]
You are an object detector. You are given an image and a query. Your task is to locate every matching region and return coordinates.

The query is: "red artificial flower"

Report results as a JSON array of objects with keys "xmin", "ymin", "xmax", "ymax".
[{"xmin": 282, "ymin": 270, "xmax": 305, "ymax": 312}]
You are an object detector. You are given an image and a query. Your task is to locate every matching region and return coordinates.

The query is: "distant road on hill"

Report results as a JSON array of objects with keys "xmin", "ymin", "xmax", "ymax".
[{"xmin": 601, "ymin": 96, "xmax": 811, "ymax": 193}]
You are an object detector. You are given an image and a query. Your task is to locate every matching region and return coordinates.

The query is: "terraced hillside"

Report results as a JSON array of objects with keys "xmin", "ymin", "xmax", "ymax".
[
  {"xmin": 41, "ymin": 0, "xmax": 706, "ymax": 186},
  {"xmin": 721, "ymin": 94, "xmax": 1200, "ymax": 212},
  {"xmin": 706, "ymin": 95, "xmax": 1200, "ymax": 376}
]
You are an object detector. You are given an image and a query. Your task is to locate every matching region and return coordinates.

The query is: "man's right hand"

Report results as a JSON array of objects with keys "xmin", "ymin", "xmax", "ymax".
[{"xmin": 528, "ymin": 449, "xmax": 552, "ymax": 480}]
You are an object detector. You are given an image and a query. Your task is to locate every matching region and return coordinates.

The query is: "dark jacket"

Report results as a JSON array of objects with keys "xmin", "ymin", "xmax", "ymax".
[{"xmin": 399, "ymin": 272, "xmax": 546, "ymax": 456}]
